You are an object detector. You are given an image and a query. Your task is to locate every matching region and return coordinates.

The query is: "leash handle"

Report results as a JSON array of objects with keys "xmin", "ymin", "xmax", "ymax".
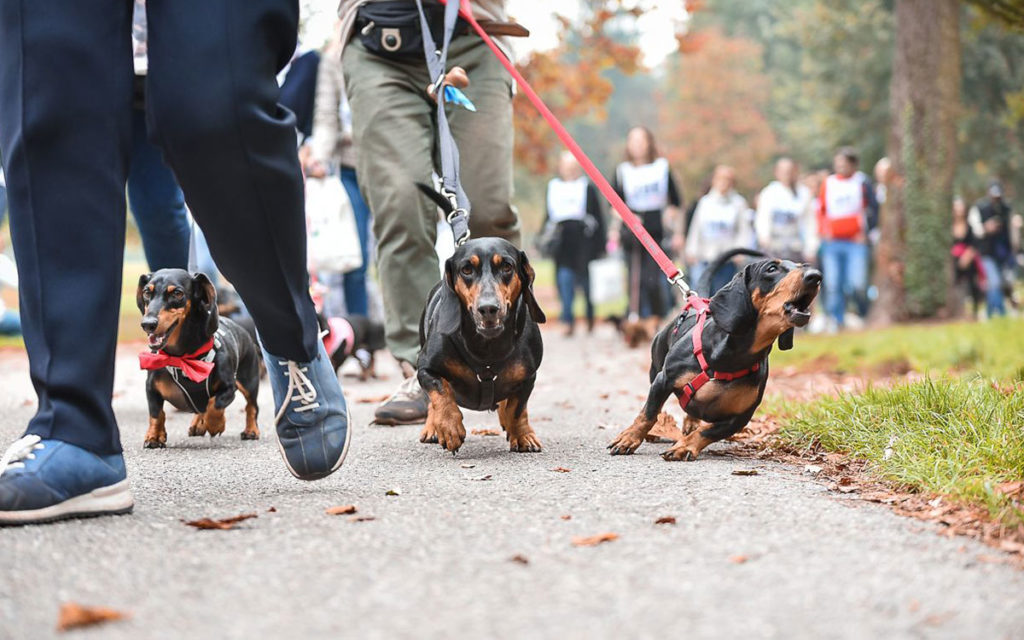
[{"xmin": 449, "ymin": 0, "xmax": 686, "ymax": 285}]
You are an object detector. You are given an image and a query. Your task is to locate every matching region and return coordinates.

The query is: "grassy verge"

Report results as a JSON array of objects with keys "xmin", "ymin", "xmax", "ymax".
[
  {"xmin": 772, "ymin": 316, "xmax": 1024, "ymax": 380},
  {"xmin": 780, "ymin": 377, "xmax": 1024, "ymax": 526}
]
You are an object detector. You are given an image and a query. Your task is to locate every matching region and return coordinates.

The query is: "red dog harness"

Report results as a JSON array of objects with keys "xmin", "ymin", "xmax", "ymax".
[{"xmin": 674, "ymin": 296, "xmax": 762, "ymax": 410}]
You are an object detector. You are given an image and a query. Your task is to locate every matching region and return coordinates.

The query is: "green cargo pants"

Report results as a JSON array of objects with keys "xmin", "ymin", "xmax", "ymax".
[{"xmin": 343, "ymin": 36, "xmax": 520, "ymax": 365}]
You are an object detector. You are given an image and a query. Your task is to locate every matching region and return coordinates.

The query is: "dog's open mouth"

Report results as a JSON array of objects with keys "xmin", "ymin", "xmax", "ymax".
[
  {"xmin": 476, "ymin": 321, "xmax": 504, "ymax": 339},
  {"xmin": 146, "ymin": 321, "xmax": 177, "ymax": 351},
  {"xmin": 784, "ymin": 290, "xmax": 817, "ymax": 327}
]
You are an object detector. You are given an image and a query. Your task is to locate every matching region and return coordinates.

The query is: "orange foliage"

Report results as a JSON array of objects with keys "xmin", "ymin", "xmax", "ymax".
[
  {"xmin": 513, "ymin": 4, "xmax": 645, "ymax": 174},
  {"xmin": 658, "ymin": 28, "xmax": 778, "ymax": 197}
]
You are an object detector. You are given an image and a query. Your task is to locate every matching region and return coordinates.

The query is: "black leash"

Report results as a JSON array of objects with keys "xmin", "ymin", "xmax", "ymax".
[{"xmin": 415, "ymin": 0, "xmax": 471, "ymax": 246}]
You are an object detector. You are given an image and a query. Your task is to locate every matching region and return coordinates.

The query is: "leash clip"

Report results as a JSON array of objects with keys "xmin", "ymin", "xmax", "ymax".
[{"xmin": 668, "ymin": 272, "xmax": 692, "ymax": 296}]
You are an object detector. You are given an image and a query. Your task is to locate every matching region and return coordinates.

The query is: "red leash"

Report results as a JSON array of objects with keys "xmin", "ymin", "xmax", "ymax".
[{"xmin": 451, "ymin": 0, "xmax": 688, "ymax": 291}]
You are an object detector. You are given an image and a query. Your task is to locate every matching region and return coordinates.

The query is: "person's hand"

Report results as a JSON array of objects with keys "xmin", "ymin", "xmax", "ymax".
[
  {"xmin": 304, "ymin": 159, "xmax": 327, "ymax": 179},
  {"xmin": 426, "ymin": 66, "xmax": 470, "ymax": 102},
  {"xmin": 671, "ymin": 232, "xmax": 685, "ymax": 253},
  {"xmin": 984, "ymin": 218, "xmax": 1002, "ymax": 234}
]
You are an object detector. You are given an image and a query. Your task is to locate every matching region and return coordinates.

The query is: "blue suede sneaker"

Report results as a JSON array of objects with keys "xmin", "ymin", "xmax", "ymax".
[
  {"xmin": 0, "ymin": 435, "xmax": 133, "ymax": 526},
  {"xmin": 262, "ymin": 341, "xmax": 351, "ymax": 480}
]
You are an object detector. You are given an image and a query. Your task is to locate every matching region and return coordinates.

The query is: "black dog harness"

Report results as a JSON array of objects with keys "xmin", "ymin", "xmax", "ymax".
[
  {"xmin": 673, "ymin": 296, "xmax": 762, "ymax": 410},
  {"xmin": 449, "ymin": 338, "xmax": 511, "ymax": 412}
]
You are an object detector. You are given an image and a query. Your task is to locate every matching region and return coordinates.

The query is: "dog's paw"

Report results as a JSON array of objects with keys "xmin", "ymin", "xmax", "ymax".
[
  {"xmin": 608, "ymin": 430, "xmax": 644, "ymax": 455},
  {"xmin": 143, "ymin": 438, "xmax": 166, "ymax": 449},
  {"xmin": 508, "ymin": 431, "xmax": 542, "ymax": 453},
  {"xmin": 419, "ymin": 423, "xmax": 438, "ymax": 444},
  {"xmin": 188, "ymin": 415, "xmax": 206, "ymax": 437},
  {"xmin": 434, "ymin": 422, "xmax": 465, "ymax": 453},
  {"xmin": 240, "ymin": 429, "xmax": 260, "ymax": 441},
  {"xmin": 661, "ymin": 444, "xmax": 700, "ymax": 462}
]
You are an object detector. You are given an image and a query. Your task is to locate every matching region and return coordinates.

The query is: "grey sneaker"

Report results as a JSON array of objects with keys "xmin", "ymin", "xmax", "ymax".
[{"xmin": 374, "ymin": 375, "xmax": 428, "ymax": 425}]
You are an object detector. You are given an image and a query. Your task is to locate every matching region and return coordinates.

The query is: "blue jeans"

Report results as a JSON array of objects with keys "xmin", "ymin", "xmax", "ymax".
[
  {"xmin": 979, "ymin": 256, "xmax": 1006, "ymax": 317},
  {"xmin": 339, "ymin": 167, "xmax": 371, "ymax": 316},
  {"xmin": 127, "ymin": 108, "xmax": 190, "ymax": 271},
  {"xmin": 0, "ymin": 183, "xmax": 7, "ymax": 226},
  {"xmin": 556, "ymin": 265, "xmax": 593, "ymax": 326},
  {"xmin": 820, "ymin": 240, "xmax": 869, "ymax": 326},
  {"xmin": 0, "ymin": 308, "xmax": 20, "ymax": 335},
  {"xmin": 689, "ymin": 261, "xmax": 738, "ymax": 297}
]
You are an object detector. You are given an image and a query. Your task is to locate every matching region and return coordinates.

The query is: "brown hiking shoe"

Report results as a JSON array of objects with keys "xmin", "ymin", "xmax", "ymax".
[{"xmin": 373, "ymin": 364, "xmax": 428, "ymax": 425}]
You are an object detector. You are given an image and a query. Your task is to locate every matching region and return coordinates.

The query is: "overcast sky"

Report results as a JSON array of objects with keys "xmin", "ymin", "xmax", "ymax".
[{"xmin": 301, "ymin": 1, "xmax": 685, "ymax": 67}]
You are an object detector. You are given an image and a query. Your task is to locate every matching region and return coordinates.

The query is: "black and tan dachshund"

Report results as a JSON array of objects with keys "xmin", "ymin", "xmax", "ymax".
[
  {"xmin": 416, "ymin": 186, "xmax": 546, "ymax": 453},
  {"xmin": 137, "ymin": 269, "xmax": 262, "ymax": 448},
  {"xmin": 609, "ymin": 249, "xmax": 821, "ymax": 461}
]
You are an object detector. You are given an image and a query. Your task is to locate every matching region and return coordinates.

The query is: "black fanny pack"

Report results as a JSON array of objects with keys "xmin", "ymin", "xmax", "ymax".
[{"xmin": 355, "ymin": 1, "xmax": 467, "ymax": 59}]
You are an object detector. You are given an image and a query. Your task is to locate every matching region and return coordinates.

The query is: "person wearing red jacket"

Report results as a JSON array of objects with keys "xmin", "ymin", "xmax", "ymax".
[{"xmin": 817, "ymin": 148, "xmax": 872, "ymax": 331}]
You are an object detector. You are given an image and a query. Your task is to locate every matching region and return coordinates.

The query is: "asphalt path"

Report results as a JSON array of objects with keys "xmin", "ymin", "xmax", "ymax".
[{"xmin": 1, "ymin": 328, "xmax": 1022, "ymax": 639}]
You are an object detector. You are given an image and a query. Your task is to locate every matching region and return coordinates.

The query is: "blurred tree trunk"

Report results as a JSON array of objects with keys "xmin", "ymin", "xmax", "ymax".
[{"xmin": 873, "ymin": 0, "xmax": 961, "ymax": 324}]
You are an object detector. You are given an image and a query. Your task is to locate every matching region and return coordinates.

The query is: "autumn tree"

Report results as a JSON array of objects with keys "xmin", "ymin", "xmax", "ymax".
[
  {"xmin": 657, "ymin": 28, "xmax": 778, "ymax": 197},
  {"xmin": 512, "ymin": 3, "xmax": 645, "ymax": 176}
]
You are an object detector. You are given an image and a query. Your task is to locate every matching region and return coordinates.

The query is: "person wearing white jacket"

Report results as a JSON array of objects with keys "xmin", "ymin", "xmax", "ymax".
[
  {"xmin": 685, "ymin": 165, "xmax": 752, "ymax": 294},
  {"xmin": 756, "ymin": 158, "xmax": 813, "ymax": 262}
]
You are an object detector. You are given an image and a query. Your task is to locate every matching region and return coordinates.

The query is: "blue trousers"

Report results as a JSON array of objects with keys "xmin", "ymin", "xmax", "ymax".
[
  {"xmin": 127, "ymin": 107, "xmax": 190, "ymax": 271},
  {"xmin": 556, "ymin": 265, "xmax": 593, "ymax": 326},
  {"xmin": 339, "ymin": 167, "xmax": 372, "ymax": 316},
  {"xmin": 820, "ymin": 240, "xmax": 869, "ymax": 326},
  {"xmin": 979, "ymin": 256, "xmax": 1006, "ymax": 317},
  {"xmin": 0, "ymin": 0, "xmax": 320, "ymax": 455}
]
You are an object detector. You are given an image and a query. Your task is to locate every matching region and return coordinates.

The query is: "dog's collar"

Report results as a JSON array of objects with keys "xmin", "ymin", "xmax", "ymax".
[{"xmin": 138, "ymin": 337, "xmax": 217, "ymax": 383}]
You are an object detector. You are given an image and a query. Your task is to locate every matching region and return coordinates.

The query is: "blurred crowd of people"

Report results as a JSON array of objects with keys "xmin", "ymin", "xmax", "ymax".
[{"xmin": 541, "ymin": 127, "xmax": 1020, "ymax": 335}]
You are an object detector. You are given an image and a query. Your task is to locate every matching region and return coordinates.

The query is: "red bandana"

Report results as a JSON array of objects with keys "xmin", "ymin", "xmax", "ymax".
[{"xmin": 139, "ymin": 338, "xmax": 216, "ymax": 383}]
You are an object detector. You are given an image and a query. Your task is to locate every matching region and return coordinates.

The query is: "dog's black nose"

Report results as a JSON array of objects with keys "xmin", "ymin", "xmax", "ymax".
[
  {"xmin": 804, "ymin": 269, "xmax": 822, "ymax": 286},
  {"xmin": 477, "ymin": 303, "xmax": 500, "ymax": 320},
  {"xmin": 141, "ymin": 317, "xmax": 158, "ymax": 333}
]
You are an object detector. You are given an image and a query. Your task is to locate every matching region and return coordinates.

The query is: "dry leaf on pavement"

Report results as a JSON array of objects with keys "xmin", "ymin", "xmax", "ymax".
[
  {"xmin": 471, "ymin": 429, "xmax": 501, "ymax": 436},
  {"xmin": 348, "ymin": 516, "xmax": 376, "ymax": 523},
  {"xmin": 572, "ymin": 532, "xmax": 619, "ymax": 547},
  {"xmin": 182, "ymin": 513, "xmax": 257, "ymax": 530},
  {"xmin": 509, "ymin": 554, "xmax": 530, "ymax": 565},
  {"xmin": 728, "ymin": 554, "xmax": 749, "ymax": 564},
  {"xmin": 551, "ymin": 467, "xmax": 571, "ymax": 473},
  {"xmin": 654, "ymin": 516, "xmax": 677, "ymax": 525},
  {"xmin": 560, "ymin": 515, "xmax": 572, "ymax": 521},
  {"xmin": 731, "ymin": 469, "xmax": 759, "ymax": 476},
  {"xmin": 326, "ymin": 505, "xmax": 357, "ymax": 516},
  {"xmin": 56, "ymin": 602, "xmax": 128, "ymax": 632}
]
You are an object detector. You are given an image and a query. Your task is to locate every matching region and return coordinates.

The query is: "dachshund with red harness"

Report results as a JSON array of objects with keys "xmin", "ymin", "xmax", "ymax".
[{"xmin": 609, "ymin": 249, "xmax": 821, "ymax": 461}]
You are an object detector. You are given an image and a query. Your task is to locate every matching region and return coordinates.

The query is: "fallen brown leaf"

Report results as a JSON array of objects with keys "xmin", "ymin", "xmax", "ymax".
[
  {"xmin": 509, "ymin": 554, "xmax": 530, "ymax": 565},
  {"xmin": 728, "ymin": 554, "xmax": 748, "ymax": 564},
  {"xmin": 326, "ymin": 505, "xmax": 357, "ymax": 516},
  {"xmin": 654, "ymin": 516, "xmax": 677, "ymax": 525},
  {"xmin": 731, "ymin": 469, "xmax": 759, "ymax": 476},
  {"xmin": 357, "ymin": 394, "xmax": 391, "ymax": 404},
  {"xmin": 385, "ymin": 488, "xmax": 401, "ymax": 496},
  {"xmin": 56, "ymin": 602, "xmax": 128, "ymax": 632},
  {"xmin": 551, "ymin": 467, "xmax": 571, "ymax": 473},
  {"xmin": 471, "ymin": 429, "xmax": 501, "ymax": 436},
  {"xmin": 572, "ymin": 532, "xmax": 619, "ymax": 547},
  {"xmin": 182, "ymin": 513, "xmax": 257, "ymax": 530},
  {"xmin": 465, "ymin": 474, "xmax": 492, "ymax": 481},
  {"xmin": 646, "ymin": 412, "xmax": 682, "ymax": 443},
  {"xmin": 266, "ymin": 506, "xmax": 277, "ymax": 513},
  {"xmin": 560, "ymin": 515, "xmax": 572, "ymax": 521},
  {"xmin": 348, "ymin": 516, "xmax": 376, "ymax": 523}
]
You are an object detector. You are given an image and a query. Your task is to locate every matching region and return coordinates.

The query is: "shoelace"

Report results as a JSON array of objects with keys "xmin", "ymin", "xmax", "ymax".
[
  {"xmin": 275, "ymin": 360, "xmax": 321, "ymax": 424},
  {"xmin": 386, "ymin": 375, "xmax": 422, "ymax": 403},
  {"xmin": 0, "ymin": 435, "xmax": 44, "ymax": 477}
]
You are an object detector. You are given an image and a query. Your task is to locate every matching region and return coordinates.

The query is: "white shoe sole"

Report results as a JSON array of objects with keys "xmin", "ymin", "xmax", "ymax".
[
  {"xmin": 0, "ymin": 479, "xmax": 134, "ymax": 526},
  {"xmin": 275, "ymin": 400, "xmax": 353, "ymax": 481}
]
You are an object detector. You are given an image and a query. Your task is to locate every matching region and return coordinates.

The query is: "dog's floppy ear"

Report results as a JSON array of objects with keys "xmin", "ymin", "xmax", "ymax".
[
  {"xmin": 191, "ymin": 272, "xmax": 219, "ymax": 335},
  {"xmin": 518, "ymin": 250, "xmax": 546, "ymax": 324},
  {"xmin": 709, "ymin": 265, "xmax": 755, "ymax": 335},
  {"xmin": 779, "ymin": 328, "xmax": 795, "ymax": 351},
  {"xmin": 136, "ymin": 273, "xmax": 152, "ymax": 313},
  {"xmin": 444, "ymin": 256, "xmax": 457, "ymax": 291}
]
